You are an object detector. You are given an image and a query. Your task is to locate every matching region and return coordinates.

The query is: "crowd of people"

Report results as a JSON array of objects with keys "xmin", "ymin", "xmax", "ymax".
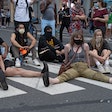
[{"xmin": 0, "ymin": 0, "xmax": 112, "ymax": 90}]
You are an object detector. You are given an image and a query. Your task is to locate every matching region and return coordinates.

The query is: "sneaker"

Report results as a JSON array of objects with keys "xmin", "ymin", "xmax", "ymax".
[
  {"xmin": 104, "ymin": 65, "xmax": 110, "ymax": 74},
  {"xmin": 42, "ymin": 61, "xmax": 49, "ymax": 87},
  {"xmin": 15, "ymin": 58, "xmax": 21, "ymax": 67},
  {"xmin": 0, "ymin": 70, "xmax": 8, "ymax": 90},
  {"xmin": 97, "ymin": 64, "xmax": 106, "ymax": 73},
  {"xmin": 0, "ymin": 80, "xmax": 8, "ymax": 90},
  {"xmin": 33, "ymin": 59, "xmax": 40, "ymax": 66}
]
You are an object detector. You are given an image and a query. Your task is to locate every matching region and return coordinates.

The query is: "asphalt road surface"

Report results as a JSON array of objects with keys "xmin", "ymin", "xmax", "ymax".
[{"xmin": 0, "ymin": 25, "xmax": 112, "ymax": 112}]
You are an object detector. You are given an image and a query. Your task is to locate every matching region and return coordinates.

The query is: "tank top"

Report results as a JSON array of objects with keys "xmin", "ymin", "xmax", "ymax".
[{"xmin": 68, "ymin": 46, "xmax": 86, "ymax": 63}]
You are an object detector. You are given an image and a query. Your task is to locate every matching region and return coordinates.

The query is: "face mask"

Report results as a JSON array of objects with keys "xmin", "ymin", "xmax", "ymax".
[
  {"xmin": 74, "ymin": 39, "xmax": 83, "ymax": 45},
  {"xmin": 95, "ymin": 36, "xmax": 102, "ymax": 43},
  {"xmin": 94, "ymin": 2, "xmax": 99, "ymax": 9},
  {"xmin": 45, "ymin": 31, "xmax": 52, "ymax": 38},
  {"xmin": 19, "ymin": 29, "xmax": 25, "ymax": 34}
]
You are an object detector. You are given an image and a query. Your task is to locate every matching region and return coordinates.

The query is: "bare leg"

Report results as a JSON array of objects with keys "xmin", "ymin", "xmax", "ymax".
[
  {"xmin": 5, "ymin": 67, "xmax": 41, "ymax": 77},
  {"xmin": 49, "ymin": 77, "xmax": 60, "ymax": 84}
]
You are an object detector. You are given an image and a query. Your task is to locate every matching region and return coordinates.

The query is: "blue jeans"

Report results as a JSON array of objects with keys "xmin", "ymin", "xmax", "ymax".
[{"xmin": 41, "ymin": 19, "xmax": 55, "ymax": 36}]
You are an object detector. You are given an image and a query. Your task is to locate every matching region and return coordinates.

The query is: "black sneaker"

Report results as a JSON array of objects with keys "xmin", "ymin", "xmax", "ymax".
[
  {"xmin": 0, "ymin": 70, "xmax": 8, "ymax": 90},
  {"xmin": 41, "ymin": 61, "xmax": 49, "ymax": 87},
  {"xmin": 0, "ymin": 80, "xmax": 8, "ymax": 90}
]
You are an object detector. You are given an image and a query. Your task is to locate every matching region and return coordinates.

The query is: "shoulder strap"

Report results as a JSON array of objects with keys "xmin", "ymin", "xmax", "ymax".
[
  {"xmin": 16, "ymin": 0, "xmax": 18, "ymax": 6},
  {"xmin": 67, "ymin": 46, "xmax": 80, "ymax": 65}
]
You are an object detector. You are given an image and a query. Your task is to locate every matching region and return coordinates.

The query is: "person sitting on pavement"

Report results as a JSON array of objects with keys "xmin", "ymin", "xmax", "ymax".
[
  {"xmin": 10, "ymin": 23, "xmax": 40, "ymax": 67},
  {"xmin": 0, "ymin": 37, "xmax": 9, "ymax": 90},
  {"xmin": 41, "ymin": 31, "xmax": 112, "ymax": 87},
  {"xmin": 38, "ymin": 26, "xmax": 65, "ymax": 62},
  {"xmin": 0, "ymin": 38, "xmax": 48, "ymax": 84},
  {"xmin": 88, "ymin": 29, "xmax": 111, "ymax": 73}
]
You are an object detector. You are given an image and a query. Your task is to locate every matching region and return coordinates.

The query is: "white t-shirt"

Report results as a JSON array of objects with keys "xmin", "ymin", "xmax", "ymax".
[{"xmin": 14, "ymin": 0, "xmax": 31, "ymax": 22}]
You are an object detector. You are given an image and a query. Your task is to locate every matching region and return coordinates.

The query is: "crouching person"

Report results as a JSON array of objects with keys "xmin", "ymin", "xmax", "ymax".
[
  {"xmin": 10, "ymin": 23, "xmax": 40, "ymax": 67},
  {"xmin": 38, "ymin": 26, "xmax": 65, "ymax": 62}
]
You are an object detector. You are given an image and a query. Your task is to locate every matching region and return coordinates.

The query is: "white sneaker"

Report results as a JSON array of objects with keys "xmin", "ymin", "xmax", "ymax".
[
  {"xmin": 33, "ymin": 59, "xmax": 40, "ymax": 66},
  {"xmin": 15, "ymin": 58, "xmax": 21, "ymax": 67},
  {"xmin": 104, "ymin": 65, "xmax": 110, "ymax": 73},
  {"xmin": 97, "ymin": 64, "xmax": 106, "ymax": 73}
]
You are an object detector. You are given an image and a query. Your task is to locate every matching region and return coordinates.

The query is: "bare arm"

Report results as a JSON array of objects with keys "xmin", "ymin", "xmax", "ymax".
[
  {"xmin": 84, "ymin": 43, "xmax": 90, "ymax": 67},
  {"xmin": 27, "ymin": 32, "xmax": 36, "ymax": 50},
  {"xmin": 64, "ymin": 44, "xmax": 70, "ymax": 63},
  {"xmin": 93, "ymin": 15, "xmax": 108, "ymax": 23},
  {"xmin": 30, "ymin": 0, "xmax": 36, "ymax": 5},
  {"xmin": 1, "ymin": 42, "xmax": 9, "ymax": 59},
  {"xmin": 10, "ymin": 0, "xmax": 14, "ymax": 3}
]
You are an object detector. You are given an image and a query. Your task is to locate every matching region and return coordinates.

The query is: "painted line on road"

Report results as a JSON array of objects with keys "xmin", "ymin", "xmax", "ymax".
[
  {"xmin": 0, "ymin": 85, "xmax": 27, "ymax": 98},
  {"xmin": 76, "ymin": 78, "xmax": 112, "ymax": 90},
  {"xmin": 8, "ymin": 77, "xmax": 85, "ymax": 95}
]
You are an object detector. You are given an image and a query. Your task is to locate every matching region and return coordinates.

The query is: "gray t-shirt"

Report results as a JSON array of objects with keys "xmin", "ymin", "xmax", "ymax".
[{"xmin": 42, "ymin": 1, "xmax": 55, "ymax": 20}]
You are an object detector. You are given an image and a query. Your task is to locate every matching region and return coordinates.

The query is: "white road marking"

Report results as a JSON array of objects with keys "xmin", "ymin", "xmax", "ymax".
[
  {"xmin": 0, "ymin": 85, "xmax": 27, "ymax": 98},
  {"xmin": 23, "ymin": 59, "xmax": 112, "ymax": 91},
  {"xmin": 76, "ymin": 78, "xmax": 112, "ymax": 90},
  {"xmin": 1, "ymin": 58, "xmax": 112, "ymax": 98},
  {"xmin": 8, "ymin": 77, "xmax": 85, "ymax": 95}
]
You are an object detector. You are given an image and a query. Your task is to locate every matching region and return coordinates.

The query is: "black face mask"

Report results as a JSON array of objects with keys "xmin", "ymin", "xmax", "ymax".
[
  {"xmin": 74, "ymin": 39, "xmax": 83, "ymax": 45},
  {"xmin": 45, "ymin": 31, "xmax": 52, "ymax": 40}
]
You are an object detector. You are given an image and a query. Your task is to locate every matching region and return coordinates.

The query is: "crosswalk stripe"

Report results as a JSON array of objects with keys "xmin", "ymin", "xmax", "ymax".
[
  {"xmin": 76, "ymin": 78, "xmax": 112, "ymax": 90},
  {"xmin": 0, "ymin": 85, "xmax": 27, "ymax": 98},
  {"xmin": 8, "ymin": 77, "xmax": 85, "ymax": 95}
]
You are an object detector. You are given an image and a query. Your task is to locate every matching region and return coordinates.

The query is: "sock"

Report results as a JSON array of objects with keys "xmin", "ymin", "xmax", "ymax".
[
  {"xmin": 104, "ymin": 59, "xmax": 109, "ymax": 66},
  {"xmin": 96, "ymin": 61, "xmax": 101, "ymax": 66}
]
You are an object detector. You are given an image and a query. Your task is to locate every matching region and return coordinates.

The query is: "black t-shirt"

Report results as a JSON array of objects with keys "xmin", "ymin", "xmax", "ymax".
[
  {"xmin": 88, "ymin": 40, "xmax": 111, "ymax": 55},
  {"xmin": 62, "ymin": 7, "xmax": 70, "ymax": 24},
  {"xmin": 15, "ymin": 32, "xmax": 28, "ymax": 46},
  {"xmin": 0, "ymin": 37, "xmax": 4, "ymax": 55}
]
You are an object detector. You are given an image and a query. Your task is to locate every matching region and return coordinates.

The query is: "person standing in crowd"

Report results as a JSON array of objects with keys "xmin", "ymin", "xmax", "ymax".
[
  {"xmin": 69, "ymin": 2, "xmax": 86, "ymax": 34},
  {"xmin": 88, "ymin": 29, "xmax": 111, "ymax": 73},
  {"xmin": 11, "ymin": 0, "xmax": 36, "ymax": 31},
  {"xmin": 106, "ymin": 9, "xmax": 112, "ymax": 40},
  {"xmin": 88, "ymin": 8, "xmax": 94, "ymax": 35},
  {"xmin": 40, "ymin": 0, "xmax": 57, "ymax": 36},
  {"xmin": 58, "ymin": 8, "xmax": 63, "ymax": 25},
  {"xmin": 92, "ymin": 0, "xmax": 108, "ymax": 38},
  {"xmin": 10, "ymin": 23, "xmax": 40, "ymax": 67},
  {"xmin": 41, "ymin": 31, "xmax": 112, "ymax": 87},
  {"xmin": 38, "ymin": 26, "xmax": 65, "ymax": 62},
  {"xmin": 1, "ymin": 9, "xmax": 6, "ymax": 28},
  {"xmin": 59, "ymin": 1, "xmax": 70, "ymax": 42},
  {"xmin": 5, "ymin": 9, "xmax": 10, "ymax": 27}
]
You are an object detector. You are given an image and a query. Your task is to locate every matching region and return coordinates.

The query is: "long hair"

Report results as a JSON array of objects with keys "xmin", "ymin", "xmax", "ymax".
[
  {"xmin": 90, "ymin": 29, "xmax": 103, "ymax": 51},
  {"xmin": 70, "ymin": 31, "xmax": 84, "ymax": 47}
]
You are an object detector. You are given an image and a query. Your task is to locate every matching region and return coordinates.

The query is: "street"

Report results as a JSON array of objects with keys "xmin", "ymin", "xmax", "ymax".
[{"xmin": 0, "ymin": 24, "xmax": 112, "ymax": 112}]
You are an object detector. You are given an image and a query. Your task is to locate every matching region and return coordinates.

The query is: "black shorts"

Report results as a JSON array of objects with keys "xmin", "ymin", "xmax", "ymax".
[{"xmin": 4, "ymin": 60, "xmax": 15, "ymax": 70}]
